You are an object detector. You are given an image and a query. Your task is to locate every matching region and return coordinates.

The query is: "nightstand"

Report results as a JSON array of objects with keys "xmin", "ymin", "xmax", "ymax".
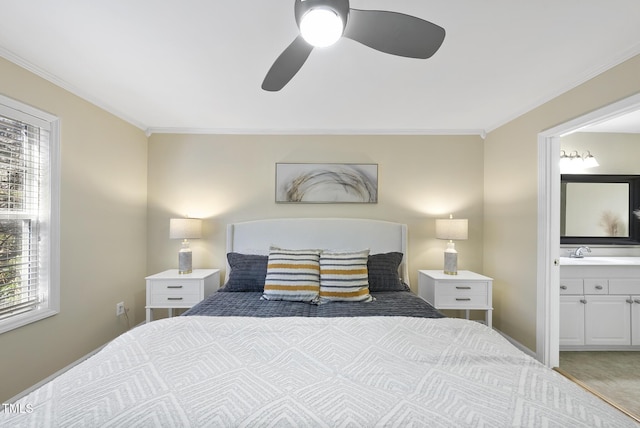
[
  {"xmin": 418, "ymin": 270, "xmax": 493, "ymax": 328},
  {"xmin": 145, "ymin": 269, "xmax": 220, "ymax": 323}
]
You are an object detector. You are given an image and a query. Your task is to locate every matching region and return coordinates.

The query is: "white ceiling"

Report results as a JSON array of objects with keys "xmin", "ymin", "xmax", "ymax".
[{"xmin": 1, "ymin": 1, "xmax": 639, "ymax": 135}]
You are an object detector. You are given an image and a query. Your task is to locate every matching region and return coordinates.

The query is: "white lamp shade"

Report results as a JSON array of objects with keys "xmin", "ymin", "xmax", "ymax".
[
  {"xmin": 169, "ymin": 218, "xmax": 202, "ymax": 240},
  {"xmin": 435, "ymin": 218, "xmax": 468, "ymax": 241}
]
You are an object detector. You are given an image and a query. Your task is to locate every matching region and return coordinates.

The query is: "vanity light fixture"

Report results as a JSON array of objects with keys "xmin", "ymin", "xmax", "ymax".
[
  {"xmin": 559, "ymin": 150, "xmax": 599, "ymax": 172},
  {"xmin": 170, "ymin": 218, "xmax": 202, "ymax": 274},
  {"xmin": 582, "ymin": 151, "xmax": 599, "ymax": 168},
  {"xmin": 435, "ymin": 214, "xmax": 468, "ymax": 275},
  {"xmin": 559, "ymin": 150, "xmax": 571, "ymax": 170}
]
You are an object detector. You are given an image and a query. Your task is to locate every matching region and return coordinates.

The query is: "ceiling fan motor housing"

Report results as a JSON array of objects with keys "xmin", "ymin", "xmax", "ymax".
[{"xmin": 294, "ymin": 0, "xmax": 350, "ymax": 29}]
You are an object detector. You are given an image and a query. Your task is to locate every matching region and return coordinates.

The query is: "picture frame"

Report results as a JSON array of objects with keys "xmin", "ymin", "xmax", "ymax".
[{"xmin": 275, "ymin": 163, "xmax": 378, "ymax": 203}]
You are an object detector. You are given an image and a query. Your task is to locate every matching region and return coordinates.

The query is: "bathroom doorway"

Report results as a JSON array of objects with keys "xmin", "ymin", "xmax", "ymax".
[
  {"xmin": 537, "ymin": 93, "xmax": 640, "ymax": 420},
  {"xmin": 557, "ymin": 127, "xmax": 640, "ymax": 419},
  {"xmin": 537, "ymin": 93, "xmax": 640, "ymax": 368}
]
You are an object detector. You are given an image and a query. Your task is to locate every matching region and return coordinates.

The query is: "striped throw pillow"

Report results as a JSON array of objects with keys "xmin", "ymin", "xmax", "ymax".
[
  {"xmin": 319, "ymin": 249, "xmax": 373, "ymax": 303},
  {"xmin": 262, "ymin": 247, "xmax": 321, "ymax": 303}
]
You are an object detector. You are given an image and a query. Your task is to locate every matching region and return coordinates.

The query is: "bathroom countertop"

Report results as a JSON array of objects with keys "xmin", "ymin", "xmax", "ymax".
[{"xmin": 559, "ymin": 256, "xmax": 640, "ymax": 266}]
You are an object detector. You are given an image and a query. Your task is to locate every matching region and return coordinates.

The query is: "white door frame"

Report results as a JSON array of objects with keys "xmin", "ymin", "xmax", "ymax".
[{"xmin": 536, "ymin": 93, "xmax": 640, "ymax": 367}]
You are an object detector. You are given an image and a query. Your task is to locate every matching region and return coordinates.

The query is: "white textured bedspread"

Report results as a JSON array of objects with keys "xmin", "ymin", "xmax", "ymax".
[{"xmin": 3, "ymin": 316, "xmax": 637, "ymax": 427}]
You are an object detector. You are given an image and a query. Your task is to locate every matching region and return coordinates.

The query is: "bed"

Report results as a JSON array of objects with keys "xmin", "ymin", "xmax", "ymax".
[{"xmin": 2, "ymin": 218, "xmax": 637, "ymax": 427}]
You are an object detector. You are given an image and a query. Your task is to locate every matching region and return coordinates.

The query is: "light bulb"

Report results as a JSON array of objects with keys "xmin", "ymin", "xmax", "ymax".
[
  {"xmin": 583, "ymin": 151, "xmax": 599, "ymax": 168},
  {"xmin": 300, "ymin": 8, "xmax": 344, "ymax": 47},
  {"xmin": 559, "ymin": 150, "xmax": 570, "ymax": 169}
]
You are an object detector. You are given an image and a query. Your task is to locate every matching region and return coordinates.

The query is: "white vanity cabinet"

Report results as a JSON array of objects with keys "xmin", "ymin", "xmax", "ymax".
[
  {"xmin": 634, "ymin": 294, "xmax": 640, "ymax": 345},
  {"xmin": 560, "ymin": 260, "xmax": 640, "ymax": 350},
  {"xmin": 584, "ymin": 295, "xmax": 632, "ymax": 346},
  {"xmin": 559, "ymin": 295, "xmax": 586, "ymax": 346}
]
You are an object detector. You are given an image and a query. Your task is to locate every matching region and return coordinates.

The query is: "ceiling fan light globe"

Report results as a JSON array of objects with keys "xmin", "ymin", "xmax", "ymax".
[{"xmin": 300, "ymin": 8, "xmax": 344, "ymax": 47}]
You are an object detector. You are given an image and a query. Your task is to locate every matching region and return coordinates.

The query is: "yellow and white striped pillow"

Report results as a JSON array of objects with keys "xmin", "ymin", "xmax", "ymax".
[
  {"xmin": 262, "ymin": 247, "xmax": 321, "ymax": 303},
  {"xmin": 319, "ymin": 249, "xmax": 373, "ymax": 303}
]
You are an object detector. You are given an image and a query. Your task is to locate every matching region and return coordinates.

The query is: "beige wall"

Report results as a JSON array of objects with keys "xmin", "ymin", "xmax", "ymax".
[
  {"xmin": 484, "ymin": 54, "xmax": 640, "ymax": 350},
  {"xmin": 561, "ymin": 132, "xmax": 640, "ymax": 174},
  {"xmin": 147, "ymin": 134, "xmax": 485, "ymax": 292},
  {"xmin": 0, "ymin": 58, "xmax": 148, "ymax": 402}
]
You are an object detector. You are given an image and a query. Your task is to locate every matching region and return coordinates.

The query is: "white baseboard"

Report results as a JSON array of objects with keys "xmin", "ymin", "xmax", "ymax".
[{"xmin": 495, "ymin": 328, "xmax": 537, "ymax": 359}]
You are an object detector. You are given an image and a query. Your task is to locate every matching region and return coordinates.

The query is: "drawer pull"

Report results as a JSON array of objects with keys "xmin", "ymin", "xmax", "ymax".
[
  {"xmin": 455, "ymin": 298, "xmax": 471, "ymax": 301},
  {"xmin": 627, "ymin": 299, "xmax": 634, "ymax": 304},
  {"xmin": 167, "ymin": 297, "xmax": 184, "ymax": 301},
  {"xmin": 580, "ymin": 299, "xmax": 587, "ymax": 304},
  {"xmin": 560, "ymin": 285, "xmax": 567, "ymax": 290},
  {"xmin": 167, "ymin": 285, "xmax": 183, "ymax": 289},
  {"xmin": 456, "ymin": 286, "xmax": 472, "ymax": 290},
  {"xmin": 635, "ymin": 299, "xmax": 640, "ymax": 304},
  {"xmin": 595, "ymin": 285, "xmax": 603, "ymax": 290}
]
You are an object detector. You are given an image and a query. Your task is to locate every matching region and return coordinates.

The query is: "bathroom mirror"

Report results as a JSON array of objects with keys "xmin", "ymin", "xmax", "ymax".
[{"xmin": 561, "ymin": 174, "xmax": 640, "ymax": 245}]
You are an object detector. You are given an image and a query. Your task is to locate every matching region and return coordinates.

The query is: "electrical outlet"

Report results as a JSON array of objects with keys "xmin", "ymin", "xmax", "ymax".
[{"xmin": 116, "ymin": 302, "xmax": 125, "ymax": 317}]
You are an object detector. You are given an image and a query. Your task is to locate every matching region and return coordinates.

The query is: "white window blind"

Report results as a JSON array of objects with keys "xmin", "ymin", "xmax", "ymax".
[
  {"xmin": 0, "ymin": 95, "xmax": 59, "ymax": 334},
  {"xmin": 0, "ymin": 116, "xmax": 43, "ymax": 319}
]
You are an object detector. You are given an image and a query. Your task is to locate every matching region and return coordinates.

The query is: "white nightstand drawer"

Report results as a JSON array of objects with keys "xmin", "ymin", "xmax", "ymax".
[
  {"xmin": 418, "ymin": 270, "xmax": 493, "ymax": 327},
  {"xmin": 437, "ymin": 282, "xmax": 487, "ymax": 296},
  {"xmin": 149, "ymin": 293, "xmax": 201, "ymax": 306},
  {"xmin": 560, "ymin": 279, "xmax": 583, "ymax": 295},
  {"xmin": 437, "ymin": 294, "xmax": 489, "ymax": 308},
  {"xmin": 145, "ymin": 269, "xmax": 220, "ymax": 323},
  {"xmin": 150, "ymin": 281, "xmax": 200, "ymax": 295}
]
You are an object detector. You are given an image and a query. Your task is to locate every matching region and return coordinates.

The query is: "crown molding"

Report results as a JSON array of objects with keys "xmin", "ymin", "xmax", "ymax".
[
  {"xmin": 0, "ymin": 47, "xmax": 147, "ymax": 131},
  {"xmin": 145, "ymin": 127, "xmax": 486, "ymax": 137}
]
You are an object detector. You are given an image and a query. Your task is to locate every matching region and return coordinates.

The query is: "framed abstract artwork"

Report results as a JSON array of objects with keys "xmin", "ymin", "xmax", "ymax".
[{"xmin": 275, "ymin": 163, "xmax": 378, "ymax": 203}]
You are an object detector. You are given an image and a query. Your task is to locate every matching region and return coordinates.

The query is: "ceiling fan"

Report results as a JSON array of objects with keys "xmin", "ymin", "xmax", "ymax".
[{"xmin": 261, "ymin": 0, "xmax": 446, "ymax": 91}]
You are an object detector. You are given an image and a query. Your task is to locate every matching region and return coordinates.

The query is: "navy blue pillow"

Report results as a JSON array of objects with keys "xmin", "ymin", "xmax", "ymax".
[
  {"xmin": 367, "ymin": 252, "xmax": 409, "ymax": 292},
  {"xmin": 220, "ymin": 253, "xmax": 268, "ymax": 292}
]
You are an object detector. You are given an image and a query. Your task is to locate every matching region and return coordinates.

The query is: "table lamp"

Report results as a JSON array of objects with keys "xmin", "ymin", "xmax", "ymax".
[
  {"xmin": 435, "ymin": 215, "xmax": 468, "ymax": 275},
  {"xmin": 169, "ymin": 218, "xmax": 202, "ymax": 274}
]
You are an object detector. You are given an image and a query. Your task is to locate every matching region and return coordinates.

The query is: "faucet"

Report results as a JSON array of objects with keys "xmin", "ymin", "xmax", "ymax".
[{"xmin": 569, "ymin": 246, "xmax": 591, "ymax": 258}]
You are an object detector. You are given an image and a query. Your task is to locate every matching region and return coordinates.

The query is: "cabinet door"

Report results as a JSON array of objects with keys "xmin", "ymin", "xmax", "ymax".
[
  {"xmin": 560, "ymin": 296, "xmax": 585, "ymax": 346},
  {"xmin": 585, "ymin": 295, "xmax": 631, "ymax": 346},
  {"xmin": 632, "ymin": 296, "xmax": 640, "ymax": 346}
]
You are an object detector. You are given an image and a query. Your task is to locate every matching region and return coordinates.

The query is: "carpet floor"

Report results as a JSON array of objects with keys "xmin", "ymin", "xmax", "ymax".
[{"xmin": 559, "ymin": 351, "xmax": 640, "ymax": 420}]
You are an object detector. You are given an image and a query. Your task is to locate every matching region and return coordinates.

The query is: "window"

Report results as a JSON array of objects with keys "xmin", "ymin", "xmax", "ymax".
[{"xmin": 0, "ymin": 95, "xmax": 59, "ymax": 334}]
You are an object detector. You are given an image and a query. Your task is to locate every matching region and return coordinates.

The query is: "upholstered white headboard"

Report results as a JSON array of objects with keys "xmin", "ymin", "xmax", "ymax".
[{"xmin": 226, "ymin": 218, "xmax": 410, "ymax": 286}]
